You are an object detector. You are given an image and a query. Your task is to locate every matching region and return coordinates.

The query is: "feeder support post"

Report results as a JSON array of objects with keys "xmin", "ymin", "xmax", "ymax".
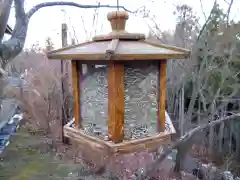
[
  {"xmin": 71, "ymin": 60, "xmax": 81, "ymax": 129},
  {"xmin": 158, "ymin": 60, "xmax": 167, "ymax": 132}
]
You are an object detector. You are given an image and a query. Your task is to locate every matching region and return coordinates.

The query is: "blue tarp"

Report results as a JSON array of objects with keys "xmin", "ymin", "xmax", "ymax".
[
  {"xmin": 0, "ymin": 99, "xmax": 19, "ymax": 129},
  {"xmin": 0, "ymin": 76, "xmax": 24, "ymax": 155},
  {"xmin": 0, "ymin": 114, "xmax": 23, "ymax": 154},
  {"xmin": 0, "ymin": 98, "xmax": 22, "ymax": 155}
]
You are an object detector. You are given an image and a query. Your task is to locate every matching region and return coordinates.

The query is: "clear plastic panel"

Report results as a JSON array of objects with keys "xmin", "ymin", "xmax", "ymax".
[
  {"xmin": 79, "ymin": 62, "xmax": 160, "ymax": 140},
  {"xmin": 80, "ymin": 64, "xmax": 108, "ymax": 139},
  {"xmin": 124, "ymin": 62, "xmax": 159, "ymax": 139}
]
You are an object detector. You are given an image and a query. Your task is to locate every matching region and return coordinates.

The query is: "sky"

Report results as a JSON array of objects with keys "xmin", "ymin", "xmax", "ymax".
[{"xmin": 5, "ymin": 0, "xmax": 240, "ymax": 49}]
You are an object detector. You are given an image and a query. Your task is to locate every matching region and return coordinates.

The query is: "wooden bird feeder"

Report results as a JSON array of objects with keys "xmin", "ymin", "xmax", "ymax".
[{"xmin": 47, "ymin": 11, "xmax": 190, "ymax": 157}]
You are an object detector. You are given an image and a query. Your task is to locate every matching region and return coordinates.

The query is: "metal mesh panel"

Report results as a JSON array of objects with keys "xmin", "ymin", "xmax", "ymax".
[
  {"xmin": 79, "ymin": 63, "xmax": 165, "ymax": 140},
  {"xmin": 124, "ymin": 62, "xmax": 158, "ymax": 139},
  {"xmin": 80, "ymin": 65, "xmax": 108, "ymax": 139}
]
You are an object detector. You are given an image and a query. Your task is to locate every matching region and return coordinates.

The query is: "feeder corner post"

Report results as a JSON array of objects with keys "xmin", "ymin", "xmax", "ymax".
[
  {"xmin": 107, "ymin": 61, "xmax": 125, "ymax": 143},
  {"xmin": 158, "ymin": 59, "xmax": 167, "ymax": 132},
  {"xmin": 71, "ymin": 60, "xmax": 81, "ymax": 129}
]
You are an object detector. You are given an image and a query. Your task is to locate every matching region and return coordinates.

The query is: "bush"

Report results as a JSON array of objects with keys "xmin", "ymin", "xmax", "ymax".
[{"xmin": 5, "ymin": 51, "xmax": 73, "ymax": 141}]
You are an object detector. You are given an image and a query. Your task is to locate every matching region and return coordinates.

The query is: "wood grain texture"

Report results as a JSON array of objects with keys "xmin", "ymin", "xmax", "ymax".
[
  {"xmin": 64, "ymin": 126, "xmax": 109, "ymax": 151},
  {"xmin": 64, "ymin": 121, "xmax": 172, "ymax": 155},
  {"xmin": 107, "ymin": 11, "xmax": 129, "ymax": 31},
  {"xmin": 47, "ymin": 40, "xmax": 190, "ymax": 61},
  {"xmin": 108, "ymin": 62, "xmax": 125, "ymax": 143},
  {"xmin": 93, "ymin": 32, "xmax": 145, "ymax": 41},
  {"xmin": 105, "ymin": 39, "xmax": 119, "ymax": 60},
  {"xmin": 71, "ymin": 60, "xmax": 81, "ymax": 128},
  {"xmin": 106, "ymin": 133, "xmax": 171, "ymax": 154},
  {"xmin": 49, "ymin": 53, "xmax": 186, "ymax": 61},
  {"xmin": 143, "ymin": 39, "xmax": 190, "ymax": 53},
  {"xmin": 158, "ymin": 60, "xmax": 167, "ymax": 132}
]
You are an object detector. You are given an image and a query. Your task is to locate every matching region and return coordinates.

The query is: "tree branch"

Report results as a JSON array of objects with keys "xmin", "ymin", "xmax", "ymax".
[
  {"xmin": 26, "ymin": 2, "xmax": 133, "ymax": 19},
  {"xmin": 135, "ymin": 113, "xmax": 240, "ymax": 180},
  {"xmin": 0, "ymin": 0, "xmax": 27, "ymax": 68},
  {"xmin": 199, "ymin": 0, "xmax": 207, "ymax": 21},
  {"xmin": 197, "ymin": 0, "xmax": 217, "ymax": 41},
  {"xmin": 225, "ymin": 0, "xmax": 234, "ymax": 26},
  {"xmin": 0, "ymin": 0, "xmax": 134, "ymax": 71}
]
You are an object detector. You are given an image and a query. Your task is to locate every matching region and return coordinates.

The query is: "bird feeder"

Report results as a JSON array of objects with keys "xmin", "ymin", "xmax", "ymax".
[{"xmin": 47, "ymin": 11, "xmax": 190, "ymax": 156}]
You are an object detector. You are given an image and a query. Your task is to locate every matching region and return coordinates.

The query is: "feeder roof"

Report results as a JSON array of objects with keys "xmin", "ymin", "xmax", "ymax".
[{"xmin": 47, "ymin": 11, "xmax": 190, "ymax": 61}]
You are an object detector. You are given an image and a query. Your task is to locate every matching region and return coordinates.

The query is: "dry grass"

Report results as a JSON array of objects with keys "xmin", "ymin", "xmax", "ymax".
[{"xmin": 5, "ymin": 52, "xmax": 72, "ymax": 139}]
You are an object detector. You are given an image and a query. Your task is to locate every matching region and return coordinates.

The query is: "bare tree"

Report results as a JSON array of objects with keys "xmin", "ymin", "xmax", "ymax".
[
  {"xmin": 0, "ymin": 0, "xmax": 134, "ymax": 106},
  {"xmin": 138, "ymin": 1, "xmax": 239, "ymax": 178}
]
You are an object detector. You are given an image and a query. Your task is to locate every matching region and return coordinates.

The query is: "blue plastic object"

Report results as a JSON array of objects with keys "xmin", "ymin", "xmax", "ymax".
[{"xmin": 0, "ymin": 112, "xmax": 23, "ymax": 155}]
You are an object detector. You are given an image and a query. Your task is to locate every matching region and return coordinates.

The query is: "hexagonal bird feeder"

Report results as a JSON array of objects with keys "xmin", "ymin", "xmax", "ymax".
[{"xmin": 47, "ymin": 11, "xmax": 190, "ymax": 158}]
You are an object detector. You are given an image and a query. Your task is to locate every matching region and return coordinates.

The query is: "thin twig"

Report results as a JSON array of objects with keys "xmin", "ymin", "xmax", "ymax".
[
  {"xmin": 90, "ymin": 2, "xmax": 100, "ymax": 39},
  {"xmin": 94, "ymin": 2, "xmax": 100, "ymax": 38},
  {"xmin": 197, "ymin": 0, "xmax": 217, "ymax": 41},
  {"xmin": 80, "ymin": 14, "xmax": 88, "ymax": 40},
  {"xmin": 199, "ymin": 0, "xmax": 207, "ymax": 21},
  {"xmin": 225, "ymin": 0, "xmax": 234, "ymax": 26},
  {"xmin": 27, "ymin": 2, "xmax": 134, "ymax": 19}
]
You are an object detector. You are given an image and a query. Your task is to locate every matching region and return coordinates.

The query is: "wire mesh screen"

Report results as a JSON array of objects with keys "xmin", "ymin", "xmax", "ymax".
[
  {"xmin": 124, "ymin": 62, "xmax": 159, "ymax": 139},
  {"xmin": 79, "ymin": 63, "xmax": 162, "ymax": 140},
  {"xmin": 80, "ymin": 65, "xmax": 108, "ymax": 139}
]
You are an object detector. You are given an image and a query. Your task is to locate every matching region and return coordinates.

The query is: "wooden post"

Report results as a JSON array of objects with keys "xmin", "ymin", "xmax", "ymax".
[
  {"xmin": 61, "ymin": 23, "xmax": 71, "ymax": 120},
  {"xmin": 158, "ymin": 60, "xmax": 167, "ymax": 132},
  {"xmin": 71, "ymin": 60, "xmax": 81, "ymax": 129},
  {"xmin": 70, "ymin": 37, "xmax": 82, "ymax": 130},
  {"xmin": 108, "ymin": 62, "xmax": 124, "ymax": 143},
  {"xmin": 61, "ymin": 23, "xmax": 69, "ymax": 144}
]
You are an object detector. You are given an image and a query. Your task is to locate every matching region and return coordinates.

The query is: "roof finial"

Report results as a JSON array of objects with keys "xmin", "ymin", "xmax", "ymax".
[
  {"xmin": 107, "ymin": 11, "xmax": 129, "ymax": 32},
  {"xmin": 92, "ymin": 9, "xmax": 145, "ymax": 41}
]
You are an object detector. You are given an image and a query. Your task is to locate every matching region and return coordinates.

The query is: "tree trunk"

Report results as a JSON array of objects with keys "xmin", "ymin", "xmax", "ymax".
[
  {"xmin": 179, "ymin": 85, "xmax": 185, "ymax": 136},
  {"xmin": 0, "ymin": 0, "xmax": 13, "ymax": 41},
  {"xmin": 0, "ymin": 0, "xmax": 14, "ymax": 106}
]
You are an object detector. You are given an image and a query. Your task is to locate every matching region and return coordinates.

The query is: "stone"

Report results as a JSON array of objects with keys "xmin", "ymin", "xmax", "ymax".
[{"xmin": 221, "ymin": 171, "xmax": 234, "ymax": 180}]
